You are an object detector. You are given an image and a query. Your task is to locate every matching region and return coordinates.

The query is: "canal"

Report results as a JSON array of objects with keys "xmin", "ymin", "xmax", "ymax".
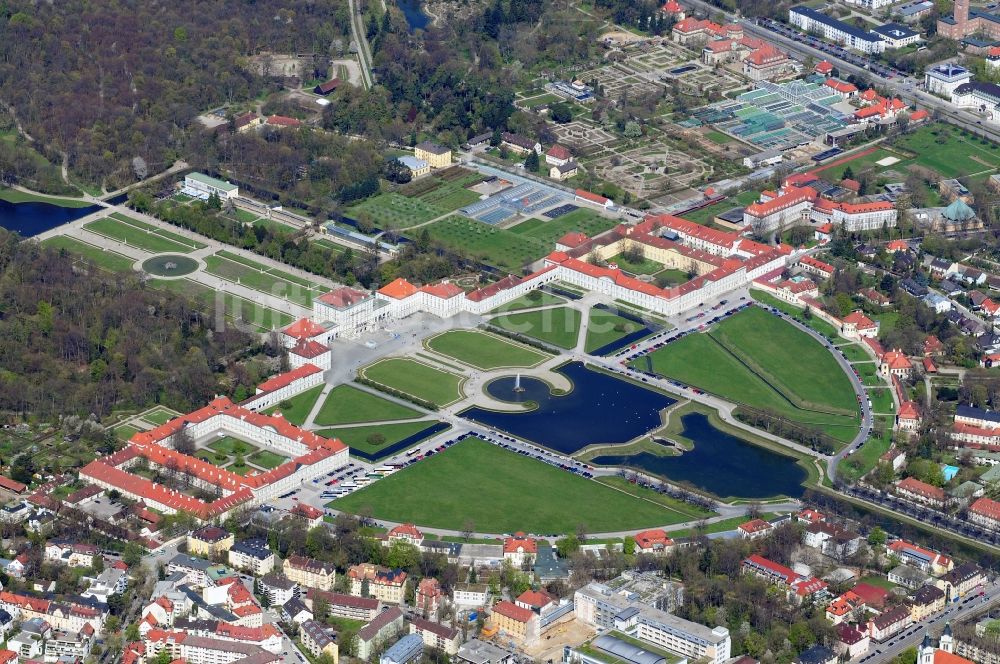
[{"xmin": 0, "ymin": 199, "xmax": 100, "ymax": 237}]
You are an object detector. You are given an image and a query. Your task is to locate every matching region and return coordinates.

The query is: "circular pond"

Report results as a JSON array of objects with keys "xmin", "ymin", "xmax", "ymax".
[{"xmin": 141, "ymin": 254, "xmax": 200, "ymax": 277}]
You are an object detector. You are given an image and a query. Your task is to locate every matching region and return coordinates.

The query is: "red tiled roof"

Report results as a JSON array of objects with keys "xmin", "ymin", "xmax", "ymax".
[
  {"xmin": 843, "ymin": 310, "xmax": 877, "ymax": 329},
  {"xmin": 851, "ymin": 582, "xmax": 889, "ymax": 607},
  {"xmin": 815, "ymin": 61, "xmax": 833, "ymax": 73},
  {"xmin": 492, "ymin": 600, "xmax": 534, "ymax": 623},
  {"xmin": 290, "ymin": 338, "xmax": 328, "ymax": 359},
  {"xmin": 705, "ymin": 39, "xmax": 735, "ymax": 53},
  {"xmin": 0, "ymin": 476, "xmax": 26, "ymax": 494},
  {"xmin": 466, "ymin": 275, "xmax": 523, "ymax": 302},
  {"xmin": 634, "ymin": 528, "xmax": 673, "ymax": 550},
  {"xmin": 547, "ymin": 145, "xmax": 571, "ymax": 160},
  {"xmin": 882, "ymin": 349, "xmax": 913, "ymax": 371},
  {"xmin": 266, "ymin": 115, "xmax": 302, "ymax": 127},
  {"xmin": 316, "ymin": 79, "xmax": 341, "ymax": 93},
  {"xmin": 971, "ymin": 496, "xmax": 1000, "ymax": 522},
  {"xmin": 503, "ymin": 532, "xmax": 537, "ymax": 554},
  {"xmin": 898, "ymin": 401, "xmax": 921, "ymax": 421},
  {"xmin": 388, "ymin": 523, "xmax": 422, "ymax": 539},
  {"xmin": 317, "ymin": 287, "xmax": 368, "ymax": 309},
  {"xmin": 378, "ymin": 278, "xmax": 419, "ymax": 299},
  {"xmin": 663, "ymin": 0, "xmax": 683, "ymax": 11},
  {"xmin": 888, "ymin": 540, "xmax": 950, "ymax": 568},
  {"xmin": 825, "ymin": 79, "xmax": 857, "ymax": 94},
  {"xmin": 257, "ymin": 363, "xmax": 323, "ymax": 392},
  {"xmin": 516, "ymin": 589, "xmax": 555, "ymax": 608},
  {"xmin": 745, "ymin": 45, "xmax": 786, "ymax": 65},
  {"xmin": 557, "ymin": 232, "xmax": 590, "ymax": 248},
  {"xmin": 739, "ymin": 518, "xmax": 772, "ymax": 534},
  {"xmin": 801, "ymin": 255, "xmax": 834, "ymax": 273},
  {"xmin": 293, "ymin": 503, "xmax": 323, "ymax": 520},
  {"xmin": 575, "ymin": 189, "xmax": 610, "ymax": 205},
  {"xmin": 909, "ymin": 109, "xmax": 930, "ymax": 121},
  {"xmin": 421, "ymin": 282, "xmax": 464, "ymax": 299},
  {"xmin": 896, "ymin": 477, "xmax": 944, "ymax": 501},
  {"xmin": 744, "ymin": 554, "xmax": 796, "ymax": 583},
  {"xmin": 922, "ymin": 357, "xmax": 937, "ymax": 373},
  {"xmin": 744, "ymin": 186, "xmax": 817, "ymax": 219},
  {"xmin": 887, "ymin": 239, "xmax": 909, "ymax": 252},
  {"xmin": 283, "ymin": 318, "xmax": 327, "ymax": 340}
]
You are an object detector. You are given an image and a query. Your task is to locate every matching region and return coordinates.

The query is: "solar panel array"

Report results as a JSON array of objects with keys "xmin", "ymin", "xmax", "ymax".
[{"xmin": 692, "ymin": 80, "xmax": 849, "ymax": 150}]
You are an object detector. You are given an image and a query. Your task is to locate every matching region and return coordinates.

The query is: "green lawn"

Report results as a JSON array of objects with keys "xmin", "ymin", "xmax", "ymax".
[
  {"xmin": 208, "ymin": 436, "xmax": 259, "ymax": 456},
  {"xmin": 711, "ymin": 307, "xmax": 858, "ymax": 415},
  {"xmin": 704, "ymin": 129, "xmax": 733, "ymax": 144},
  {"xmin": 585, "ymin": 308, "xmax": 650, "ymax": 354},
  {"xmin": 147, "ymin": 278, "xmax": 293, "ymax": 332},
  {"xmin": 490, "ymin": 291, "xmax": 565, "ymax": 313},
  {"xmin": 347, "ymin": 192, "xmax": 446, "ymax": 229},
  {"xmin": 872, "ymin": 312, "xmax": 900, "ymax": 334},
  {"xmin": 426, "ymin": 330, "xmax": 549, "ymax": 370},
  {"xmin": 837, "ymin": 417, "xmax": 892, "ymax": 484},
  {"xmin": 248, "ymin": 450, "xmax": 288, "ymax": 469},
  {"xmin": 607, "ymin": 252, "xmax": 663, "ymax": 275},
  {"xmin": 420, "ymin": 215, "xmax": 548, "ymax": 273},
  {"xmin": 838, "ymin": 344, "xmax": 871, "ymax": 363},
  {"xmin": 84, "ymin": 217, "xmax": 196, "ymax": 254},
  {"xmin": 653, "ymin": 268, "xmax": 690, "ymax": 286},
  {"xmin": 492, "ymin": 306, "xmax": 582, "ymax": 349},
  {"xmin": 142, "ymin": 408, "xmax": 178, "ymax": 426},
  {"xmin": 595, "ymin": 475, "xmax": 715, "ymax": 519},
  {"xmin": 313, "ymin": 385, "xmax": 424, "ymax": 426},
  {"xmin": 41, "ymin": 236, "xmax": 136, "ymax": 272},
  {"xmin": 333, "ymin": 437, "xmax": 694, "ymax": 532},
  {"xmin": 361, "ymin": 358, "xmax": 465, "ymax": 406},
  {"xmin": 857, "ymin": 575, "xmax": 897, "ymax": 591},
  {"xmin": 867, "ymin": 388, "xmax": 894, "ymax": 414},
  {"xmin": 508, "ymin": 208, "xmax": 618, "ymax": 246},
  {"xmin": 109, "ymin": 213, "xmax": 207, "ymax": 249},
  {"xmin": 0, "ymin": 188, "xmax": 90, "ymax": 207},
  {"xmin": 114, "ymin": 424, "xmax": 139, "ymax": 441},
  {"xmin": 264, "ymin": 384, "xmax": 325, "ymax": 426},
  {"xmin": 679, "ymin": 190, "xmax": 759, "ymax": 225},
  {"xmin": 203, "ymin": 254, "xmax": 315, "ymax": 307},
  {"xmin": 669, "ymin": 512, "xmax": 780, "ymax": 539},
  {"xmin": 750, "ymin": 290, "xmax": 841, "ymax": 339},
  {"xmin": 635, "ymin": 315, "xmax": 859, "ymax": 443},
  {"xmin": 893, "ymin": 123, "xmax": 1000, "ymax": 179},
  {"xmin": 318, "ymin": 421, "xmax": 446, "ymax": 453}
]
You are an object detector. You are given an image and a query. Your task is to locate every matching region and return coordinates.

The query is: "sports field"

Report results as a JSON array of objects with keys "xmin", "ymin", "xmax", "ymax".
[
  {"xmin": 420, "ymin": 216, "xmax": 548, "ymax": 272},
  {"xmin": 84, "ymin": 217, "xmax": 196, "ymax": 254},
  {"xmin": 42, "ymin": 236, "xmax": 136, "ymax": 272},
  {"xmin": 508, "ymin": 208, "xmax": 618, "ymax": 246},
  {"xmin": 313, "ymin": 385, "xmax": 424, "ymax": 426},
  {"xmin": 426, "ymin": 330, "xmax": 549, "ymax": 370},
  {"xmin": 585, "ymin": 308, "xmax": 649, "ymax": 353},
  {"xmin": 264, "ymin": 384, "xmax": 325, "ymax": 425},
  {"xmin": 332, "ymin": 437, "xmax": 694, "ymax": 532},
  {"xmin": 361, "ymin": 358, "xmax": 465, "ymax": 406},
  {"xmin": 492, "ymin": 306, "xmax": 582, "ymax": 349},
  {"xmin": 636, "ymin": 309, "xmax": 859, "ymax": 442}
]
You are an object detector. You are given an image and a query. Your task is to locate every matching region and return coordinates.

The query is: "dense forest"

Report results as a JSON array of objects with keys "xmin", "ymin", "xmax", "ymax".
[
  {"xmin": 0, "ymin": 230, "xmax": 261, "ymax": 420},
  {"xmin": 0, "ymin": 0, "xmax": 348, "ymax": 187}
]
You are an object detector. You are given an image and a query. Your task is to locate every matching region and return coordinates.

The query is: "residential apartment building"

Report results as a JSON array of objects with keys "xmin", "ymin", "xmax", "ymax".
[
  {"xmin": 300, "ymin": 620, "xmax": 338, "ymax": 663},
  {"xmin": 868, "ymin": 605, "xmax": 911, "ymax": 641},
  {"xmin": 349, "ymin": 564, "xmax": 407, "ymax": 605},
  {"xmin": 415, "ymin": 578, "xmax": 443, "ymax": 615},
  {"xmin": 574, "ymin": 581, "xmax": 731, "ymax": 663},
  {"xmin": 490, "ymin": 601, "xmax": 539, "ymax": 644},
  {"xmin": 895, "ymin": 477, "xmax": 946, "ymax": 508},
  {"xmin": 144, "ymin": 629, "xmax": 279, "ymax": 664},
  {"xmin": 356, "ymin": 607, "xmax": 405, "ymax": 662},
  {"xmin": 284, "ymin": 556, "xmax": 336, "ymax": 592},
  {"xmin": 789, "ymin": 7, "xmax": 886, "ymax": 53},
  {"xmin": 453, "ymin": 584, "xmax": 489, "ymax": 608},
  {"xmin": 187, "ymin": 526, "xmax": 235, "ymax": 558},
  {"xmin": 910, "ymin": 585, "xmax": 945, "ymax": 622},
  {"xmin": 935, "ymin": 563, "xmax": 986, "ymax": 601},
  {"xmin": 305, "ymin": 590, "xmax": 381, "ymax": 622},
  {"xmin": 969, "ymin": 496, "xmax": 1000, "ymax": 530},
  {"xmin": 413, "ymin": 142, "xmax": 452, "ymax": 169},
  {"xmin": 410, "ymin": 617, "xmax": 461, "ymax": 655},
  {"xmin": 44, "ymin": 541, "xmax": 98, "ymax": 568},
  {"xmin": 228, "ymin": 539, "xmax": 275, "ymax": 576},
  {"xmin": 257, "ymin": 574, "xmax": 297, "ymax": 607}
]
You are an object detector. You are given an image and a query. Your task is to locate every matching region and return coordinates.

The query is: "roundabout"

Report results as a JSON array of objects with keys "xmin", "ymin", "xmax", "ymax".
[{"xmin": 140, "ymin": 253, "xmax": 201, "ymax": 278}]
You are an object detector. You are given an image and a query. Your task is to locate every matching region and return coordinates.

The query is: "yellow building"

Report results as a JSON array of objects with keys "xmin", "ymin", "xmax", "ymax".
[
  {"xmin": 186, "ymin": 526, "xmax": 234, "ymax": 558},
  {"xmin": 909, "ymin": 585, "xmax": 945, "ymax": 622},
  {"xmin": 348, "ymin": 563, "xmax": 407, "ymax": 604},
  {"xmin": 593, "ymin": 236, "xmax": 719, "ymax": 277},
  {"xmin": 414, "ymin": 141, "xmax": 452, "ymax": 169},
  {"xmin": 301, "ymin": 619, "xmax": 339, "ymax": 664},
  {"xmin": 284, "ymin": 555, "xmax": 337, "ymax": 591},
  {"xmin": 489, "ymin": 600, "xmax": 539, "ymax": 644}
]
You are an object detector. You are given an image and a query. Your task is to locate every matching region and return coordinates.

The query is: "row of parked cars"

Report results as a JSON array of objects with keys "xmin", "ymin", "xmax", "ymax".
[
  {"xmin": 756, "ymin": 17, "xmax": 907, "ymax": 80},
  {"xmin": 476, "ymin": 431, "xmax": 596, "ymax": 478}
]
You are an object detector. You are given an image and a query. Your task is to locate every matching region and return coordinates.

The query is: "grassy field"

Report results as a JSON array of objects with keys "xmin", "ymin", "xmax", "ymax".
[
  {"xmin": 420, "ymin": 216, "xmax": 548, "ymax": 272},
  {"xmin": 490, "ymin": 291, "xmax": 565, "ymax": 313},
  {"xmin": 361, "ymin": 358, "xmax": 465, "ymax": 406},
  {"xmin": 594, "ymin": 475, "xmax": 714, "ymax": 519},
  {"xmin": 704, "ymin": 129, "xmax": 733, "ymax": 144},
  {"xmin": 750, "ymin": 290, "xmax": 841, "ymax": 339},
  {"xmin": 669, "ymin": 512, "xmax": 780, "ymax": 539},
  {"xmin": 635, "ymin": 314, "xmax": 859, "ymax": 442},
  {"xmin": 84, "ymin": 217, "xmax": 196, "ymax": 254},
  {"xmin": 347, "ymin": 192, "xmax": 446, "ymax": 229},
  {"xmin": 333, "ymin": 437, "xmax": 694, "ymax": 532},
  {"xmin": 836, "ymin": 415, "xmax": 893, "ymax": 484},
  {"xmin": 711, "ymin": 307, "xmax": 858, "ymax": 415},
  {"xmin": 41, "ymin": 236, "xmax": 136, "ymax": 272},
  {"xmin": 208, "ymin": 436, "xmax": 258, "ymax": 456},
  {"xmin": 147, "ymin": 278, "xmax": 293, "ymax": 332},
  {"xmin": 142, "ymin": 408, "xmax": 179, "ymax": 426},
  {"xmin": 248, "ymin": 450, "xmax": 288, "ymax": 470},
  {"xmin": 838, "ymin": 344, "xmax": 871, "ymax": 363},
  {"xmin": 109, "ymin": 213, "xmax": 207, "ymax": 249},
  {"xmin": 492, "ymin": 306, "xmax": 582, "ymax": 349},
  {"xmin": 868, "ymin": 388, "xmax": 894, "ymax": 413},
  {"xmin": 509, "ymin": 208, "xmax": 618, "ymax": 246},
  {"xmin": 426, "ymin": 330, "xmax": 549, "ymax": 370},
  {"xmin": 679, "ymin": 190, "xmax": 759, "ymax": 225},
  {"xmin": 0, "ymin": 188, "xmax": 90, "ymax": 207},
  {"xmin": 204, "ymin": 253, "xmax": 318, "ymax": 307},
  {"xmin": 607, "ymin": 252, "xmax": 663, "ymax": 275},
  {"xmin": 585, "ymin": 308, "xmax": 650, "ymax": 354},
  {"xmin": 313, "ymin": 385, "xmax": 424, "ymax": 426},
  {"xmin": 264, "ymin": 384, "xmax": 325, "ymax": 425},
  {"xmin": 318, "ymin": 421, "xmax": 445, "ymax": 453}
]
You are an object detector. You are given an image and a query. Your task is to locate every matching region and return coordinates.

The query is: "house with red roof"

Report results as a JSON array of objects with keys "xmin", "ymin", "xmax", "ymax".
[
  {"xmin": 415, "ymin": 577, "xmax": 444, "ymax": 614},
  {"xmin": 836, "ymin": 623, "xmax": 870, "ymax": 659},
  {"xmin": 824, "ymin": 78, "xmax": 858, "ymax": 98},
  {"xmin": 742, "ymin": 555, "xmax": 827, "ymax": 604},
  {"xmin": 266, "ymin": 115, "xmax": 302, "ymax": 128},
  {"xmin": 815, "ymin": 60, "xmax": 833, "ymax": 76},
  {"xmin": 895, "ymin": 477, "xmax": 946, "ymax": 508},
  {"xmin": 887, "ymin": 540, "xmax": 953, "ymax": 575},
  {"xmin": 799, "ymin": 255, "xmax": 835, "ymax": 279},
  {"xmin": 555, "ymin": 232, "xmax": 591, "ymax": 252},
  {"xmin": 887, "ymin": 239, "xmax": 910, "ymax": 253},
  {"xmin": 288, "ymin": 338, "xmax": 330, "ymax": 370},
  {"xmin": 881, "ymin": 349, "xmax": 913, "ymax": 379},
  {"xmin": 633, "ymin": 529, "xmax": 675, "ymax": 555},
  {"xmin": 814, "ymin": 222, "xmax": 834, "ymax": 242},
  {"xmin": 545, "ymin": 145, "xmax": 572, "ymax": 167},
  {"xmin": 661, "ymin": 0, "xmax": 685, "ymax": 18},
  {"xmin": 841, "ymin": 311, "xmax": 880, "ymax": 340},
  {"xmin": 742, "ymin": 44, "xmax": 793, "ymax": 81},
  {"xmin": 490, "ymin": 600, "xmax": 539, "ymax": 643},
  {"xmin": 575, "ymin": 189, "xmax": 614, "ymax": 209},
  {"xmin": 281, "ymin": 318, "xmax": 333, "ymax": 348},
  {"xmin": 515, "ymin": 589, "xmax": 557, "ymax": 614},
  {"xmin": 969, "ymin": 496, "xmax": 1000, "ymax": 531},
  {"xmin": 503, "ymin": 532, "xmax": 537, "ymax": 566},
  {"xmin": 738, "ymin": 518, "xmax": 773, "ymax": 540},
  {"xmin": 386, "ymin": 523, "xmax": 423, "ymax": 547}
]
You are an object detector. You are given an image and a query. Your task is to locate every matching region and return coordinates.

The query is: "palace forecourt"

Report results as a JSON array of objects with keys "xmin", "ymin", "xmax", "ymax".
[{"xmin": 79, "ymin": 364, "xmax": 348, "ymax": 522}]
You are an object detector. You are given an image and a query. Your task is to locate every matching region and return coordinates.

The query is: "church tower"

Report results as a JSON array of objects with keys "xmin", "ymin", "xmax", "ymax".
[{"xmin": 940, "ymin": 622, "xmax": 954, "ymax": 654}]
